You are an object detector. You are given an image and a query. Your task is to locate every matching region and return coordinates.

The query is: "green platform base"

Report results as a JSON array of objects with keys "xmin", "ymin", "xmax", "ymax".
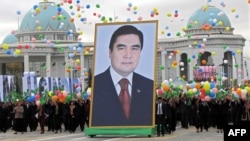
[{"xmin": 85, "ymin": 127, "xmax": 155, "ymax": 137}]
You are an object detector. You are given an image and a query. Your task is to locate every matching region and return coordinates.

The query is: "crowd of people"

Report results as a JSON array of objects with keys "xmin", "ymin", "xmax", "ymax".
[
  {"xmin": 0, "ymin": 98, "xmax": 90, "ymax": 134},
  {"xmin": 155, "ymin": 91, "xmax": 250, "ymax": 136},
  {"xmin": 0, "ymin": 90, "xmax": 250, "ymax": 137}
]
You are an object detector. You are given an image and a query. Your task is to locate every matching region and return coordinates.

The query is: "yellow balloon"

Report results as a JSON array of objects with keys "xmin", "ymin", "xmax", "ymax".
[
  {"xmin": 48, "ymin": 91, "xmax": 53, "ymax": 96},
  {"xmin": 161, "ymin": 30, "xmax": 165, "ymax": 34},
  {"xmin": 37, "ymin": 26, "xmax": 42, "ymax": 31},
  {"xmin": 35, "ymin": 8, "xmax": 41, "ymax": 14},
  {"xmin": 75, "ymin": 59, "xmax": 80, "ymax": 64},
  {"xmin": 211, "ymin": 51, "xmax": 216, "ymax": 56},
  {"xmin": 182, "ymin": 27, "xmax": 186, "ymax": 32},
  {"xmin": 225, "ymin": 27, "xmax": 230, "ymax": 31},
  {"xmin": 84, "ymin": 51, "xmax": 89, "ymax": 55},
  {"xmin": 218, "ymin": 21, "xmax": 223, "ymax": 26},
  {"xmin": 202, "ymin": 5, "xmax": 208, "ymax": 11},
  {"xmin": 2, "ymin": 43, "xmax": 9, "ymax": 50},
  {"xmin": 153, "ymin": 8, "xmax": 158, "ymax": 13},
  {"xmin": 172, "ymin": 64, "xmax": 177, "ymax": 68},
  {"xmin": 166, "ymin": 12, "xmax": 172, "ymax": 17},
  {"xmin": 188, "ymin": 89, "xmax": 193, "ymax": 95},
  {"xmin": 15, "ymin": 49, "xmax": 21, "ymax": 55},
  {"xmin": 133, "ymin": 6, "xmax": 137, "ymax": 10},
  {"xmin": 79, "ymin": 31, "xmax": 83, "ymax": 35},
  {"xmin": 194, "ymin": 21, "xmax": 198, "ymax": 25},
  {"xmin": 231, "ymin": 8, "xmax": 236, "ymax": 13},
  {"xmin": 236, "ymin": 50, "xmax": 241, "ymax": 54},
  {"xmin": 179, "ymin": 85, "xmax": 184, "ymax": 90}
]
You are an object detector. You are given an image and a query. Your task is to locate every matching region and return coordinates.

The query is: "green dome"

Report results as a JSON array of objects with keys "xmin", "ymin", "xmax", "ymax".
[
  {"xmin": 187, "ymin": 5, "xmax": 231, "ymax": 28},
  {"xmin": 2, "ymin": 34, "xmax": 18, "ymax": 44},
  {"xmin": 19, "ymin": 1, "xmax": 76, "ymax": 33}
]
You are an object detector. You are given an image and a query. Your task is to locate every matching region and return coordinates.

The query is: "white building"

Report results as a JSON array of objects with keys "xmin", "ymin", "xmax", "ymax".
[{"xmin": 0, "ymin": 2, "xmax": 247, "ymax": 93}]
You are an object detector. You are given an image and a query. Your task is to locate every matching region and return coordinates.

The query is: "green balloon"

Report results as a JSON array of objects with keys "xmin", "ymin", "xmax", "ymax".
[
  {"xmin": 198, "ymin": 53, "xmax": 202, "ymax": 58},
  {"xmin": 160, "ymin": 65, "xmax": 165, "ymax": 70},
  {"xmin": 187, "ymin": 24, "xmax": 192, "ymax": 29},
  {"xmin": 218, "ymin": 76, "xmax": 222, "ymax": 81}
]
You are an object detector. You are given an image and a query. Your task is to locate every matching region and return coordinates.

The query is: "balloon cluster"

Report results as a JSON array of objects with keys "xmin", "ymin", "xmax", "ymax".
[
  {"xmin": 26, "ymin": 86, "xmax": 92, "ymax": 106},
  {"xmin": 156, "ymin": 79, "xmax": 186, "ymax": 99}
]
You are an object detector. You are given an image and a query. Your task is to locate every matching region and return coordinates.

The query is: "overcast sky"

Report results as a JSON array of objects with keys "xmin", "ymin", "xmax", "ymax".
[{"xmin": 0, "ymin": 0, "xmax": 249, "ymax": 57}]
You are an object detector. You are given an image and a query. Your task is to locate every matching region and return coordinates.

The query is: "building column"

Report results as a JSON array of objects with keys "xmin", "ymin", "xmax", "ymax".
[
  {"xmin": 161, "ymin": 54, "xmax": 166, "ymax": 81},
  {"xmin": 24, "ymin": 52, "xmax": 29, "ymax": 72},
  {"xmin": 176, "ymin": 54, "xmax": 180, "ymax": 79},
  {"xmin": 189, "ymin": 54, "xmax": 195, "ymax": 82},
  {"xmin": 80, "ymin": 51, "xmax": 85, "ymax": 91},
  {"xmin": 46, "ymin": 53, "xmax": 51, "ymax": 77},
  {"xmin": 64, "ymin": 51, "xmax": 69, "ymax": 78}
]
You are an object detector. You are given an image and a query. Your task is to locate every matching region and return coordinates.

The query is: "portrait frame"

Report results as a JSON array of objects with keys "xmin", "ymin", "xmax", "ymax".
[{"xmin": 89, "ymin": 20, "xmax": 158, "ymax": 130}]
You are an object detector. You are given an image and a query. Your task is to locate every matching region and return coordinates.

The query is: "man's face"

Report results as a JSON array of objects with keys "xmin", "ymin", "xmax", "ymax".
[{"xmin": 109, "ymin": 34, "xmax": 142, "ymax": 77}]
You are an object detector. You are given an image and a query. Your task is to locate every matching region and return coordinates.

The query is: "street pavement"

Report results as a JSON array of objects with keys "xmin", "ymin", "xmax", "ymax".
[{"xmin": 0, "ymin": 125, "xmax": 224, "ymax": 141}]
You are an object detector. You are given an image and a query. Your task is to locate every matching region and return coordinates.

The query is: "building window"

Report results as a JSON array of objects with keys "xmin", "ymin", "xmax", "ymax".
[
  {"xmin": 45, "ymin": 34, "xmax": 52, "ymax": 40},
  {"xmin": 24, "ymin": 36, "xmax": 30, "ymax": 42},
  {"xmin": 29, "ymin": 62, "xmax": 46, "ymax": 77},
  {"xmin": 57, "ymin": 34, "xmax": 64, "ymax": 40}
]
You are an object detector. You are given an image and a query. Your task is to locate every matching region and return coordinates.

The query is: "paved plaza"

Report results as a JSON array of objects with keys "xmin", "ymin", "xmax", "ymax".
[{"xmin": 0, "ymin": 125, "xmax": 224, "ymax": 141}]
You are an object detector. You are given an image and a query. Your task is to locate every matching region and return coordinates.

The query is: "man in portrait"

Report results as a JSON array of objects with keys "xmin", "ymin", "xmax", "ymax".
[{"xmin": 91, "ymin": 23, "xmax": 156, "ymax": 127}]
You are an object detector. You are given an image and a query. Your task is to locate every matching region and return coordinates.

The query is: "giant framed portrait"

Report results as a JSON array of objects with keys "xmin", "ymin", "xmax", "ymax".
[{"xmin": 90, "ymin": 20, "xmax": 158, "ymax": 127}]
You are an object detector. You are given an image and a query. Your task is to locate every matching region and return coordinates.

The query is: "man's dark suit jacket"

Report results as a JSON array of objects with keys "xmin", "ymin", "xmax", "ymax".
[{"xmin": 91, "ymin": 67, "xmax": 154, "ymax": 127}]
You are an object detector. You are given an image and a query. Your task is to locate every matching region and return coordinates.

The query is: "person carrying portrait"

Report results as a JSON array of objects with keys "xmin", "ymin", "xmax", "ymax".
[
  {"xmin": 77, "ymin": 99, "xmax": 87, "ymax": 132},
  {"xmin": 155, "ymin": 97, "xmax": 167, "ymax": 137}
]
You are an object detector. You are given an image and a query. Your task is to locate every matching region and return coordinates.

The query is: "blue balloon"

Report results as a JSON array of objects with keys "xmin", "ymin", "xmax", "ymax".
[
  {"xmin": 128, "ymin": 3, "xmax": 132, "ymax": 7},
  {"xmin": 76, "ymin": 47, "xmax": 82, "ymax": 52},
  {"xmin": 33, "ymin": 5, "xmax": 38, "ymax": 10},
  {"xmin": 30, "ymin": 96, "xmax": 35, "ymax": 102},
  {"xmin": 68, "ymin": 53, "xmax": 74, "ymax": 58},
  {"xmin": 210, "ymin": 82, "xmax": 215, "ymax": 89},
  {"xmin": 209, "ymin": 92, "xmax": 216, "ymax": 99},
  {"xmin": 16, "ymin": 10, "xmax": 21, "ymax": 15},
  {"xmin": 76, "ymin": 87, "xmax": 81, "ymax": 92},
  {"xmin": 57, "ymin": 7, "xmax": 62, "ymax": 12},
  {"xmin": 78, "ymin": 43, "xmax": 83, "ymax": 48},
  {"xmin": 69, "ymin": 45, "xmax": 74, "ymax": 50},
  {"xmin": 5, "ymin": 50, "xmax": 12, "ymax": 55},
  {"xmin": 86, "ymin": 4, "xmax": 90, "ymax": 9},
  {"xmin": 27, "ymin": 97, "xmax": 32, "ymax": 102},
  {"xmin": 83, "ymin": 92, "xmax": 88, "ymax": 99}
]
